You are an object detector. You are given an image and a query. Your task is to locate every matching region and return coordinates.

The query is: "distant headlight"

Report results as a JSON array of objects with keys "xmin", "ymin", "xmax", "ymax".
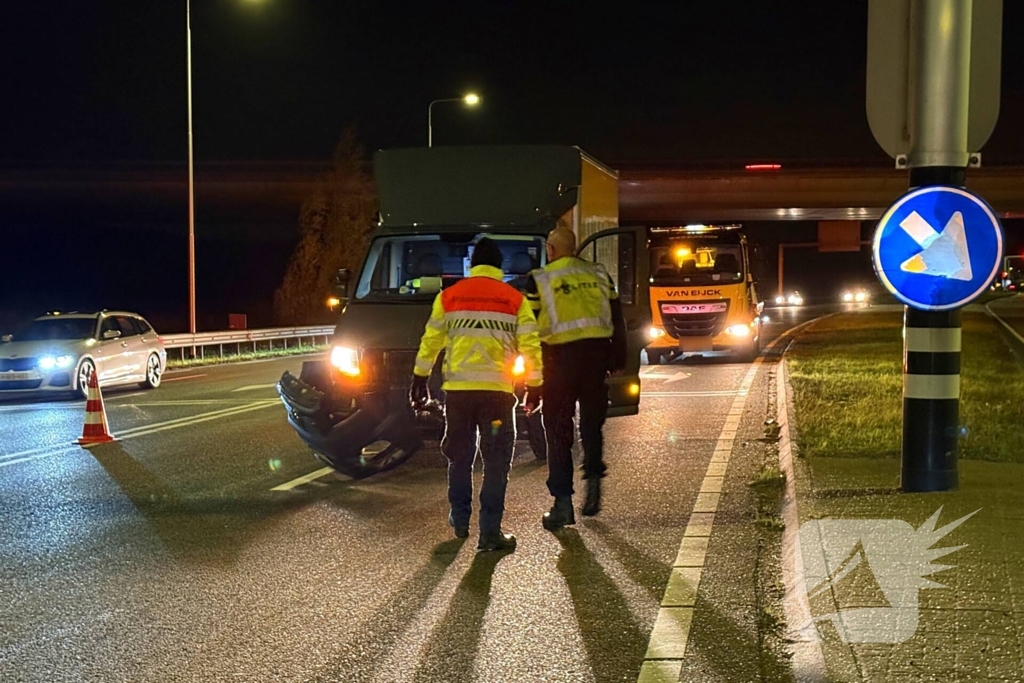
[
  {"xmin": 725, "ymin": 324, "xmax": 751, "ymax": 337},
  {"xmin": 787, "ymin": 295, "xmax": 803, "ymax": 306},
  {"xmin": 774, "ymin": 295, "xmax": 786, "ymax": 305},
  {"xmin": 648, "ymin": 326, "xmax": 666, "ymax": 340},
  {"xmin": 842, "ymin": 292, "xmax": 854, "ymax": 302},
  {"xmin": 329, "ymin": 346, "xmax": 360, "ymax": 376},
  {"xmin": 855, "ymin": 291, "xmax": 867, "ymax": 302}
]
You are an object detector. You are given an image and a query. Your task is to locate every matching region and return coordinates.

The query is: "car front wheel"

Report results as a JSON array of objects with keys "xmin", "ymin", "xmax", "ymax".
[
  {"xmin": 77, "ymin": 359, "xmax": 96, "ymax": 399},
  {"xmin": 141, "ymin": 354, "xmax": 163, "ymax": 390}
]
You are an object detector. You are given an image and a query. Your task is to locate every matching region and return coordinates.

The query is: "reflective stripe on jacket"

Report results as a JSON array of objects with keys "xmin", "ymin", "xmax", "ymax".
[
  {"xmin": 414, "ymin": 264, "xmax": 543, "ymax": 393},
  {"xmin": 527, "ymin": 257, "xmax": 616, "ymax": 345}
]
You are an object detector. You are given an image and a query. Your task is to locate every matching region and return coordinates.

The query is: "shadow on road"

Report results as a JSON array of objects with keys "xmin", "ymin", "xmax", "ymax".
[
  {"xmin": 306, "ymin": 538, "xmax": 467, "ymax": 682},
  {"xmin": 584, "ymin": 519, "xmax": 672, "ymax": 603},
  {"xmin": 412, "ymin": 549, "xmax": 509, "ymax": 683},
  {"xmin": 555, "ymin": 529, "xmax": 648, "ymax": 683}
]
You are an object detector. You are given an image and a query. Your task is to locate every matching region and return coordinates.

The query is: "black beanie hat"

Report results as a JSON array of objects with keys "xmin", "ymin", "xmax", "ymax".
[{"xmin": 471, "ymin": 237, "xmax": 504, "ymax": 269}]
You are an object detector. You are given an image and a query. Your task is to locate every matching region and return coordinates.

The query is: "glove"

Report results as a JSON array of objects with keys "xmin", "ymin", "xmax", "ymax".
[
  {"xmin": 409, "ymin": 375, "xmax": 429, "ymax": 408},
  {"xmin": 523, "ymin": 385, "xmax": 542, "ymax": 415}
]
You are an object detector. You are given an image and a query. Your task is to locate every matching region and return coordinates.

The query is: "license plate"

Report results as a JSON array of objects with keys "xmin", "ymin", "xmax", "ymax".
[
  {"xmin": 678, "ymin": 337, "xmax": 713, "ymax": 352},
  {"xmin": 1, "ymin": 372, "xmax": 34, "ymax": 382},
  {"xmin": 662, "ymin": 303, "xmax": 728, "ymax": 315}
]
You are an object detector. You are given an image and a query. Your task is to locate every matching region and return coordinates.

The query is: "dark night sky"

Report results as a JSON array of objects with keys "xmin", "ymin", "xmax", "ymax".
[
  {"xmin": 1, "ymin": 2, "xmax": 1022, "ymax": 332},
  {"xmin": 4, "ymin": 1, "xmax": 1021, "ymax": 164}
]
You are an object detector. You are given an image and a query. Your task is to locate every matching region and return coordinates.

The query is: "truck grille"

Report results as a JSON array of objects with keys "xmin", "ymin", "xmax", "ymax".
[
  {"xmin": 0, "ymin": 358, "xmax": 37, "ymax": 372},
  {"xmin": 661, "ymin": 301, "xmax": 730, "ymax": 338}
]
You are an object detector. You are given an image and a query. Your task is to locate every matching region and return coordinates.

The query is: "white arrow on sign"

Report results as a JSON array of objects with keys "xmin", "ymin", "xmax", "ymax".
[{"xmin": 898, "ymin": 211, "xmax": 973, "ymax": 281}]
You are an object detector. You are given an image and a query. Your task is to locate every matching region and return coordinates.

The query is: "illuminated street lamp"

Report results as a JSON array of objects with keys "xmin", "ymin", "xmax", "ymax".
[
  {"xmin": 185, "ymin": 0, "xmax": 264, "ymax": 339},
  {"xmin": 428, "ymin": 93, "xmax": 481, "ymax": 147}
]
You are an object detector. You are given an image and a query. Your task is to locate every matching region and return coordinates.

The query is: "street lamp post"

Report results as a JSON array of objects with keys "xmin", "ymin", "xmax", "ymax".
[
  {"xmin": 186, "ymin": 0, "xmax": 197, "ymax": 338},
  {"xmin": 427, "ymin": 93, "xmax": 480, "ymax": 147}
]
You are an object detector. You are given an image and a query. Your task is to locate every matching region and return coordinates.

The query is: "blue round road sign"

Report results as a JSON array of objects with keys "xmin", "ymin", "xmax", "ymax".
[{"xmin": 872, "ymin": 185, "xmax": 1003, "ymax": 311}]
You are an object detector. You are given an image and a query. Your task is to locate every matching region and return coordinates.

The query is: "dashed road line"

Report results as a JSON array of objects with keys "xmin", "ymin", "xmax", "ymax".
[
  {"xmin": 270, "ymin": 466, "xmax": 337, "ymax": 491},
  {"xmin": 232, "ymin": 383, "xmax": 279, "ymax": 392},
  {"xmin": 0, "ymin": 400, "xmax": 278, "ymax": 470}
]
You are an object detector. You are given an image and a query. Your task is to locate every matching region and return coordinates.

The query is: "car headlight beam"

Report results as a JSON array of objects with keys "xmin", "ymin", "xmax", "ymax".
[{"xmin": 329, "ymin": 346, "xmax": 361, "ymax": 376}]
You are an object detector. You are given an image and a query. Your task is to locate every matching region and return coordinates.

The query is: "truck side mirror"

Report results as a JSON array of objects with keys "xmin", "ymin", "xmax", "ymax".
[{"xmin": 335, "ymin": 268, "xmax": 352, "ymax": 299}]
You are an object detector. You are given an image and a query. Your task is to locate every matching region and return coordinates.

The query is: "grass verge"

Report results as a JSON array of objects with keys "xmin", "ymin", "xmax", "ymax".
[
  {"xmin": 167, "ymin": 344, "xmax": 327, "ymax": 370},
  {"xmin": 787, "ymin": 310, "xmax": 1024, "ymax": 462}
]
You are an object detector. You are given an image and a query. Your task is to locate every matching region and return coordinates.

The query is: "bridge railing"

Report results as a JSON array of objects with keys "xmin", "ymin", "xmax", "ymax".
[{"xmin": 161, "ymin": 325, "xmax": 335, "ymax": 361}]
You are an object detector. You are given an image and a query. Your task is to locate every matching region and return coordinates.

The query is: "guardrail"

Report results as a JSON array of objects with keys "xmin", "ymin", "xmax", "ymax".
[{"xmin": 161, "ymin": 325, "xmax": 336, "ymax": 360}]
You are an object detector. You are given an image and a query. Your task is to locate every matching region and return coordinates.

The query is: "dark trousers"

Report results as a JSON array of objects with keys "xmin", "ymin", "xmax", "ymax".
[
  {"xmin": 441, "ymin": 390, "xmax": 516, "ymax": 535},
  {"xmin": 542, "ymin": 339, "xmax": 610, "ymax": 499}
]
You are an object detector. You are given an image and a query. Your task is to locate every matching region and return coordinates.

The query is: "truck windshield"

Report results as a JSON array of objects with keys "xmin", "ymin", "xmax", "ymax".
[
  {"xmin": 649, "ymin": 236, "xmax": 746, "ymax": 287},
  {"xmin": 354, "ymin": 233, "xmax": 546, "ymax": 300}
]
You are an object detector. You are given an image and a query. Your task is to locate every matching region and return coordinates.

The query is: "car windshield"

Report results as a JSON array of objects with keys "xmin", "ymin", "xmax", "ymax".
[
  {"xmin": 354, "ymin": 233, "xmax": 546, "ymax": 300},
  {"xmin": 18, "ymin": 318, "xmax": 97, "ymax": 341},
  {"xmin": 649, "ymin": 233, "xmax": 746, "ymax": 286}
]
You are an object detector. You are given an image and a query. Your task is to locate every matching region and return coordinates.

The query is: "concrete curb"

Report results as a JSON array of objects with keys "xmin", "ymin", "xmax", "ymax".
[{"xmin": 777, "ymin": 356, "xmax": 828, "ymax": 682}]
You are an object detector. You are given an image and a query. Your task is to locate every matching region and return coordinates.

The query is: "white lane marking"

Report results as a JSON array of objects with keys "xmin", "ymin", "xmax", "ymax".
[
  {"xmin": 639, "ymin": 316, "xmax": 829, "ymax": 676},
  {"xmin": 0, "ymin": 400, "xmax": 278, "ymax": 470},
  {"xmin": 640, "ymin": 391, "xmax": 737, "ymax": 398},
  {"xmin": 985, "ymin": 298, "xmax": 1024, "ymax": 346},
  {"xmin": 231, "ymin": 383, "xmax": 279, "ymax": 393},
  {"xmin": 662, "ymin": 372, "xmax": 691, "ymax": 384},
  {"xmin": 777, "ymin": 358, "xmax": 829, "ymax": 680},
  {"xmin": 640, "ymin": 356, "xmax": 763, "ymax": 669},
  {"xmin": 161, "ymin": 374, "xmax": 207, "ymax": 383},
  {"xmin": 270, "ymin": 466, "xmax": 336, "ymax": 491}
]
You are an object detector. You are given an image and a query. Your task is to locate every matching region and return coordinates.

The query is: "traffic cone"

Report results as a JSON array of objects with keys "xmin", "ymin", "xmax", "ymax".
[{"xmin": 78, "ymin": 370, "xmax": 115, "ymax": 445}]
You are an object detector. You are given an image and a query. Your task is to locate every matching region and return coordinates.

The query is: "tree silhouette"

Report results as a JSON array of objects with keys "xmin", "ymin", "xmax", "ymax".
[{"xmin": 274, "ymin": 127, "xmax": 376, "ymax": 325}]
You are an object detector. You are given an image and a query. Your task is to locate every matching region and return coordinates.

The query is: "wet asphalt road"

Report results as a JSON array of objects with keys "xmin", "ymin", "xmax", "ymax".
[{"xmin": 0, "ymin": 306, "xmax": 821, "ymax": 682}]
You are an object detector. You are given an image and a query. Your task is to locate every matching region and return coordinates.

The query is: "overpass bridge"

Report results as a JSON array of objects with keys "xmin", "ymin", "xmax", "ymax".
[
  {"xmin": 617, "ymin": 163, "xmax": 1024, "ymax": 223},
  {"xmin": 3, "ymin": 160, "xmax": 1024, "ymax": 225}
]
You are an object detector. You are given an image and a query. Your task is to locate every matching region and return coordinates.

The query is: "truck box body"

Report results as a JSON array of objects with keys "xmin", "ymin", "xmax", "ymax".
[{"xmin": 374, "ymin": 145, "xmax": 618, "ymax": 235}]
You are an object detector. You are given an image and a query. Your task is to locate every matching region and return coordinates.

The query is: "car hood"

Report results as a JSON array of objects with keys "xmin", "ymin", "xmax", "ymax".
[{"xmin": 0, "ymin": 339, "xmax": 90, "ymax": 359}]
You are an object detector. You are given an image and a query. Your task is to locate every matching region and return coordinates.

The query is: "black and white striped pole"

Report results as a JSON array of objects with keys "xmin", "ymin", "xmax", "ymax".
[{"xmin": 868, "ymin": 0, "xmax": 1004, "ymax": 492}]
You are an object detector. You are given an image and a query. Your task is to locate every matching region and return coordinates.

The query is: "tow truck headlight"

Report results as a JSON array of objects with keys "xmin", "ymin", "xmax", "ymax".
[
  {"xmin": 330, "ymin": 346, "xmax": 361, "ymax": 376},
  {"xmin": 725, "ymin": 324, "xmax": 751, "ymax": 337},
  {"xmin": 648, "ymin": 326, "xmax": 666, "ymax": 340}
]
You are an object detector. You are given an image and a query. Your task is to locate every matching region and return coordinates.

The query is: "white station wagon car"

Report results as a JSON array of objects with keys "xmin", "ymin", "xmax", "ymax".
[{"xmin": 0, "ymin": 311, "xmax": 167, "ymax": 399}]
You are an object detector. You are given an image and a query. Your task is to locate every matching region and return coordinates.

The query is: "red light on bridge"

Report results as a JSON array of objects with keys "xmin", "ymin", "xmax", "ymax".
[{"xmin": 745, "ymin": 163, "xmax": 782, "ymax": 171}]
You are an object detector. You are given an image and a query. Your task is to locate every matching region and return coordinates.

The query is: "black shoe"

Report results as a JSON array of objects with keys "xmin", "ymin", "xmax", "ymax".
[
  {"xmin": 449, "ymin": 511, "xmax": 470, "ymax": 539},
  {"xmin": 582, "ymin": 478, "xmax": 601, "ymax": 517},
  {"xmin": 477, "ymin": 531, "xmax": 517, "ymax": 552},
  {"xmin": 542, "ymin": 497, "xmax": 576, "ymax": 531}
]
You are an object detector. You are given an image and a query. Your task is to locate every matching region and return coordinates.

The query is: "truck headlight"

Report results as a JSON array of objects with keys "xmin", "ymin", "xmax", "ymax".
[
  {"xmin": 725, "ymin": 324, "xmax": 751, "ymax": 337},
  {"xmin": 330, "ymin": 346, "xmax": 361, "ymax": 376},
  {"xmin": 648, "ymin": 326, "xmax": 666, "ymax": 340}
]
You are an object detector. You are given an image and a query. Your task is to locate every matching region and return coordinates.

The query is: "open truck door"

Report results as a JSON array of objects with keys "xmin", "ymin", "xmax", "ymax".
[{"xmin": 577, "ymin": 226, "xmax": 651, "ymax": 417}]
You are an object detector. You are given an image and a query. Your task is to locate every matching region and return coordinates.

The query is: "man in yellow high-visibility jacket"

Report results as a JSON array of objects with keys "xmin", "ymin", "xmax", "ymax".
[
  {"xmin": 410, "ymin": 237, "xmax": 543, "ymax": 552},
  {"xmin": 525, "ymin": 227, "xmax": 626, "ymax": 529}
]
